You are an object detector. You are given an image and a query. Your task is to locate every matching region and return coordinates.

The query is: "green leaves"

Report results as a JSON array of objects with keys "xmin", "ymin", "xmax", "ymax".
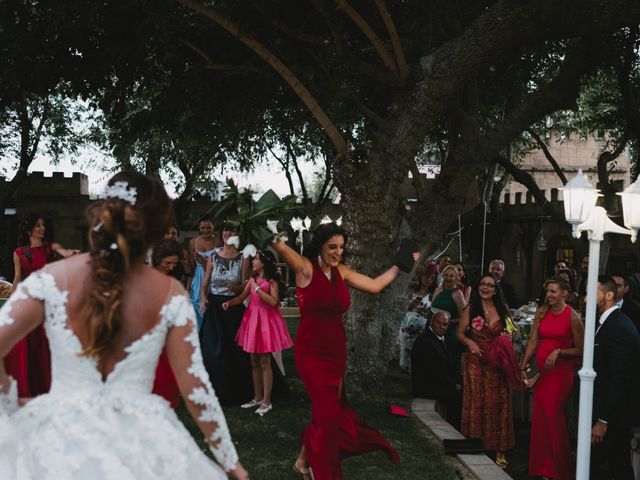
[{"xmin": 208, "ymin": 179, "xmax": 297, "ymax": 249}]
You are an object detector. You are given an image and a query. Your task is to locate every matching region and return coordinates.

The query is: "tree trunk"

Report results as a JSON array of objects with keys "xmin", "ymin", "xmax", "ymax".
[{"xmin": 333, "ymin": 147, "xmax": 419, "ymax": 392}]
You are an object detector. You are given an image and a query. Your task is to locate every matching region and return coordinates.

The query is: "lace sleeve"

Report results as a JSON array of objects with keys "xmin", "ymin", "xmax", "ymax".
[
  {"xmin": 163, "ymin": 294, "xmax": 239, "ymax": 471},
  {"xmin": 0, "ymin": 272, "xmax": 48, "ymax": 413}
]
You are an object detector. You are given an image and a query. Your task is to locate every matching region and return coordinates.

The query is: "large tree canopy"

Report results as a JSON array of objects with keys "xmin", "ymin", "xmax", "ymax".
[{"xmin": 3, "ymin": 0, "xmax": 640, "ymax": 389}]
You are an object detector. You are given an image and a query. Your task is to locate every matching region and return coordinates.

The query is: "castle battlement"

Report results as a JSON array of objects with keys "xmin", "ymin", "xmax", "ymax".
[{"xmin": 0, "ymin": 171, "xmax": 89, "ymax": 197}]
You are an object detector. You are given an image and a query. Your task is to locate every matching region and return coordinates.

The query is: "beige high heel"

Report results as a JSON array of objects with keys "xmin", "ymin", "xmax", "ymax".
[{"xmin": 293, "ymin": 461, "xmax": 314, "ymax": 480}]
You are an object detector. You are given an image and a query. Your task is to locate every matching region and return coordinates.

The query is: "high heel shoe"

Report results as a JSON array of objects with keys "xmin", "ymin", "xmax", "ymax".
[
  {"xmin": 293, "ymin": 462, "xmax": 314, "ymax": 480},
  {"xmin": 495, "ymin": 454, "xmax": 508, "ymax": 470}
]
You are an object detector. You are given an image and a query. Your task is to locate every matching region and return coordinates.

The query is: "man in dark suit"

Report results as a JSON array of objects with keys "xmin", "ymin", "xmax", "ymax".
[
  {"xmin": 591, "ymin": 275, "xmax": 640, "ymax": 480},
  {"xmin": 611, "ymin": 273, "xmax": 640, "ymax": 334},
  {"xmin": 489, "ymin": 259, "xmax": 518, "ymax": 308},
  {"xmin": 411, "ymin": 311, "xmax": 461, "ymax": 430}
]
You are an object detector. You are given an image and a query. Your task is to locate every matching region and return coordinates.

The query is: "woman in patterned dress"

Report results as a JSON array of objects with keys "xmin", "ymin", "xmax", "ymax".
[{"xmin": 457, "ymin": 274, "xmax": 516, "ymax": 469}]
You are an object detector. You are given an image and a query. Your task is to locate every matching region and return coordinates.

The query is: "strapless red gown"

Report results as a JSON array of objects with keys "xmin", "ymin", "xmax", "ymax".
[{"xmin": 295, "ymin": 261, "xmax": 399, "ymax": 479}]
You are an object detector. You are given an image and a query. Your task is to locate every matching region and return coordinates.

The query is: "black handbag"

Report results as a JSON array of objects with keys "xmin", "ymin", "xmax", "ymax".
[
  {"xmin": 394, "ymin": 238, "xmax": 420, "ymax": 273},
  {"xmin": 522, "ymin": 357, "xmax": 540, "ymax": 388},
  {"xmin": 443, "ymin": 438, "xmax": 485, "ymax": 455}
]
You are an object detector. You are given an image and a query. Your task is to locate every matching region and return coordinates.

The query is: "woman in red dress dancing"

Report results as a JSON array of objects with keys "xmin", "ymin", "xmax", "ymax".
[
  {"xmin": 520, "ymin": 276, "xmax": 584, "ymax": 480},
  {"xmin": 273, "ymin": 222, "xmax": 411, "ymax": 480},
  {"xmin": 6, "ymin": 214, "xmax": 79, "ymax": 397}
]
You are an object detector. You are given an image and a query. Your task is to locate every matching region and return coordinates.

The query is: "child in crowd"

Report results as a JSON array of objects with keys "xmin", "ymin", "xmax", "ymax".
[{"xmin": 222, "ymin": 250, "xmax": 292, "ymax": 416}]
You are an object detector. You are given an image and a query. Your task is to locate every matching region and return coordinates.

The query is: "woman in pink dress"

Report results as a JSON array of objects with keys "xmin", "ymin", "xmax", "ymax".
[
  {"xmin": 520, "ymin": 276, "xmax": 584, "ymax": 480},
  {"xmin": 6, "ymin": 214, "xmax": 78, "ymax": 397},
  {"xmin": 223, "ymin": 250, "xmax": 292, "ymax": 416}
]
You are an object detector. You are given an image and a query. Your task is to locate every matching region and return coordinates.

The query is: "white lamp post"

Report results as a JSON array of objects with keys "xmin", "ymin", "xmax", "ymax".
[
  {"xmin": 560, "ymin": 170, "xmax": 636, "ymax": 480},
  {"xmin": 617, "ymin": 177, "xmax": 640, "ymax": 243}
]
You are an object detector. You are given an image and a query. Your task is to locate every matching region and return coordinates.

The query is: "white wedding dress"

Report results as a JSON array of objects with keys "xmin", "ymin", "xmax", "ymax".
[{"xmin": 0, "ymin": 270, "xmax": 238, "ymax": 479}]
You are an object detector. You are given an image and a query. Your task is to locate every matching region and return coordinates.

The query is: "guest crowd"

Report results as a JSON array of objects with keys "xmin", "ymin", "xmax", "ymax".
[
  {"xmin": 408, "ymin": 253, "xmax": 640, "ymax": 479},
  {"xmin": 3, "ymin": 205, "xmax": 640, "ymax": 480}
]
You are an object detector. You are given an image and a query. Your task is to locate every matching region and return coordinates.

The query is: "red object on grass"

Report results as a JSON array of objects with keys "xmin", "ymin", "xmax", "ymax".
[{"xmin": 389, "ymin": 405, "xmax": 409, "ymax": 417}]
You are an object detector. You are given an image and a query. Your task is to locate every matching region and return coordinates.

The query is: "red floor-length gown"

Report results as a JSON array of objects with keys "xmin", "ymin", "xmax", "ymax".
[
  {"xmin": 5, "ymin": 244, "xmax": 55, "ymax": 397},
  {"xmin": 529, "ymin": 306, "xmax": 575, "ymax": 480},
  {"xmin": 295, "ymin": 261, "xmax": 399, "ymax": 480},
  {"xmin": 152, "ymin": 348, "xmax": 180, "ymax": 409}
]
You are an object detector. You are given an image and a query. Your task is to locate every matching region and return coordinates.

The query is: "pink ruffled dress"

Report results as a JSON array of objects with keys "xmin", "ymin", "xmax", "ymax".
[{"xmin": 235, "ymin": 278, "xmax": 293, "ymax": 354}]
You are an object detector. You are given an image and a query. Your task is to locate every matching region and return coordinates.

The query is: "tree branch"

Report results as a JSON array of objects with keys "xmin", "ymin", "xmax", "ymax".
[
  {"xmin": 333, "ymin": 0, "xmax": 400, "ymax": 78},
  {"xmin": 182, "ymin": 39, "xmax": 262, "ymax": 73},
  {"xmin": 527, "ymin": 128, "xmax": 568, "ymax": 184},
  {"xmin": 373, "ymin": 0, "xmax": 409, "ymax": 79},
  {"xmin": 177, "ymin": 0, "xmax": 348, "ymax": 153},
  {"xmin": 493, "ymin": 155, "xmax": 561, "ymax": 220}
]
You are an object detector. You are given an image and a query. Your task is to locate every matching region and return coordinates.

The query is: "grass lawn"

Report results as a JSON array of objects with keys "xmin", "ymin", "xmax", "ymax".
[{"xmin": 178, "ymin": 315, "xmax": 467, "ymax": 479}]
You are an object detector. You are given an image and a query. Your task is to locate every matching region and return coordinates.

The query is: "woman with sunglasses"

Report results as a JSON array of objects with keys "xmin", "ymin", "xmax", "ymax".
[{"xmin": 457, "ymin": 274, "xmax": 517, "ymax": 469}]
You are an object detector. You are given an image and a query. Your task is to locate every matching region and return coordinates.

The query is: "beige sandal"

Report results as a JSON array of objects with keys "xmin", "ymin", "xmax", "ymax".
[{"xmin": 293, "ymin": 462, "xmax": 314, "ymax": 480}]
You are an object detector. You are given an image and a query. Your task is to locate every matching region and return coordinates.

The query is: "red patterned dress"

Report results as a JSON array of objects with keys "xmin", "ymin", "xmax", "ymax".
[
  {"xmin": 461, "ymin": 317, "xmax": 515, "ymax": 452},
  {"xmin": 295, "ymin": 261, "xmax": 399, "ymax": 479}
]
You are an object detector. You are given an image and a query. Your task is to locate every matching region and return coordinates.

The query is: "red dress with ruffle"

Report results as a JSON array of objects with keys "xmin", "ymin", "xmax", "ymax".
[
  {"xmin": 295, "ymin": 261, "xmax": 399, "ymax": 479},
  {"xmin": 5, "ymin": 244, "xmax": 54, "ymax": 397},
  {"xmin": 529, "ymin": 306, "xmax": 576, "ymax": 480}
]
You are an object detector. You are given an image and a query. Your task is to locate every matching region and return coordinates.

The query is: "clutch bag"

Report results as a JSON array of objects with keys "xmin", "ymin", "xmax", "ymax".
[
  {"xmin": 522, "ymin": 358, "xmax": 540, "ymax": 388},
  {"xmin": 394, "ymin": 238, "xmax": 420, "ymax": 273}
]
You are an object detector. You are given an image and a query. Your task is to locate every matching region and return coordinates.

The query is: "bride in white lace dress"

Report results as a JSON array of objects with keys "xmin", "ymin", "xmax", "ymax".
[{"xmin": 0, "ymin": 172, "xmax": 248, "ymax": 480}]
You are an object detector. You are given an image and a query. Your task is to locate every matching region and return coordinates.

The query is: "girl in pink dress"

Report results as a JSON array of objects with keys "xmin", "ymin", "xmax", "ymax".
[{"xmin": 222, "ymin": 250, "xmax": 292, "ymax": 416}]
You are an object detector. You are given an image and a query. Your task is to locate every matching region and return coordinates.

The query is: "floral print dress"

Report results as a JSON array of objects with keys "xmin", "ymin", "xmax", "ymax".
[{"xmin": 461, "ymin": 315, "xmax": 515, "ymax": 452}]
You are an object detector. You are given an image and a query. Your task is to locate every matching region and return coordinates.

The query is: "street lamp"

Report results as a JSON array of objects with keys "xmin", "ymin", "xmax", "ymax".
[
  {"xmin": 617, "ymin": 177, "xmax": 640, "ymax": 243},
  {"xmin": 560, "ymin": 170, "xmax": 637, "ymax": 480}
]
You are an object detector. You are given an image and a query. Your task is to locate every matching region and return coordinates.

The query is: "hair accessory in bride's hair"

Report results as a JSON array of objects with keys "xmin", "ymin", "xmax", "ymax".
[
  {"xmin": 100, "ymin": 181, "xmax": 138, "ymax": 205},
  {"xmin": 109, "ymin": 243, "xmax": 118, "ymax": 250},
  {"xmin": 93, "ymin": 221, "xmax": 103, "ymax": 232}
]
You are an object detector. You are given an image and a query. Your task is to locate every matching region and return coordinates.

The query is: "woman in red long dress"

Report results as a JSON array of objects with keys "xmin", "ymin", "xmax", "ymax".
[
  {"xmin": 6, "ymin": 214, "xmax": 79, "ymax": 397},
  {"xmin": 274, "ymin": 223, "xmax": 412, "ymax": 480},
  {"xmin": 520, "ymin": 276, "xmax": 584, "ymax": 480},
  {"xmin": 150, "ymin": 239, "xmax": 183, "ymax": 409}
]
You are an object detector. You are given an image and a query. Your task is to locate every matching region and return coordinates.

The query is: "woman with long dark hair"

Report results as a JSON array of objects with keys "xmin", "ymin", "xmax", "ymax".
[
  {"xmin": 0, "ymin": 171, "xmax": 247, "ymax": 479},
  {"xmin": 457, "ymin": 274, "xmax": 519, "ymax": 469},
  {"xmin": 273, "ymin": 222, "xmax": 411, "ymax": 479},
  {"xmin": 5, "ymin": 214, "xmax": 79, "ymax": 397}
]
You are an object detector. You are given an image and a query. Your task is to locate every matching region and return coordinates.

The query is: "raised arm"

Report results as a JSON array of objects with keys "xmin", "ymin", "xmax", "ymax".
[
  {"xmin": 52, "ymin": 242, "xmax": 80, "ymax": 258},
  {"xmin": 164, "ymin": 294, "xmax": 247, "ymax": 478},
  {"xmin": 272, "ymin": 238, "xmax": 313, "ymax": 287},
  {"xmin": 338, "ymin": 264, "xmax": 401, "ymax": 294}
]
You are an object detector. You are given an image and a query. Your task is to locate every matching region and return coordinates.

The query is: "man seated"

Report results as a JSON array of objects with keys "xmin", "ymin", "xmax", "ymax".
[{"xmin": 411, "ymin": 311, "xmax": 461, "ymax": 430}]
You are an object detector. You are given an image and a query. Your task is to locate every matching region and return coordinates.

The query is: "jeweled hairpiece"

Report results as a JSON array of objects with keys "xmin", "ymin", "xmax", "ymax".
[{"xmin": 100, "ymin": 181, "xmax": 137, "ymax": 205}]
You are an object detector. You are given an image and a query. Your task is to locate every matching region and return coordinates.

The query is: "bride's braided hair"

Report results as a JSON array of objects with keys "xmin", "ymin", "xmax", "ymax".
[{"xmin": 82, "ymin": 171, "xmax": 173, "ymax": 358}]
